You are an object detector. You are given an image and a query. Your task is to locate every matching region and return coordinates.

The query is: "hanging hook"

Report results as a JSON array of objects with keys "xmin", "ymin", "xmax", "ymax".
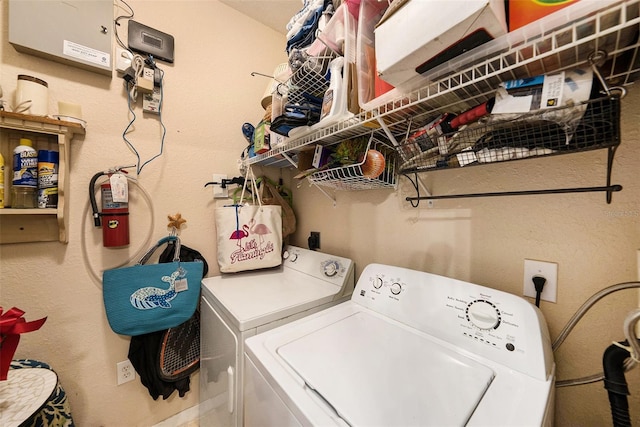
[{"xmin": 250, "ymin": 71, "xmax": 274, "ymax": 79}]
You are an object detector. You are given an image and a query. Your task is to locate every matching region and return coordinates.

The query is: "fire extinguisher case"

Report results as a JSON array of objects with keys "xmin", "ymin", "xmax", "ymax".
[
  {"xmin": 100, "ymin": 183, "xmax": 129, "ymax": 247},
  {"xmin": 90, "ymin": 171, "xmax": 130, "ymax": 248}
]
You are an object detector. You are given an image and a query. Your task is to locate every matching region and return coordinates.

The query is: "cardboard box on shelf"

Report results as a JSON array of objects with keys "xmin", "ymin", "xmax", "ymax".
[{"xmin": 297, "ymin": 148, "xmax": 315, "ymax": 173}]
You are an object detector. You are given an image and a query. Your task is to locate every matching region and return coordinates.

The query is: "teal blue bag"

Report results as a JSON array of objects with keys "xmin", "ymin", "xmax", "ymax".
[{"xmin": 102, "ymin": 236, "xmax": 203, "ymax": 336}]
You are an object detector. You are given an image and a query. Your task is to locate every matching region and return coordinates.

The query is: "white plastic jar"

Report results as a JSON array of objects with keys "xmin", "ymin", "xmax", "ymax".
[{"xmin": 15, "ymin": 75, "xmax": 49, "ymax": 116}]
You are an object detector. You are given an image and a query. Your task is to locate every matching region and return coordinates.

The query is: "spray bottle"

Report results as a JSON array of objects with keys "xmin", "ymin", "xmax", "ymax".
[
  {"xmin": 12, "ymin": 138, "xmax": 38, "ymax": 208},
  {"xmin": 320, "ymin": 56, "xmax": 345, "ymax": 122}
]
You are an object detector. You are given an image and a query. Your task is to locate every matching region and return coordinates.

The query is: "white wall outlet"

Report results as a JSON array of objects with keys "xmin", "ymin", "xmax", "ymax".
[
  {"xmin": 116, "ymin": 359, "xmax": 136, "ymax": 385},
  {"xmin": 523, "ymin": 259, "xmax": 558, "ymax": 303},
  {"xmin": 143, "ymin": 67, "xmax": 154, "ymax": 81},
  {"xmin": 212, "ymin": 174, "xmax": 228, "ymax": 199}
]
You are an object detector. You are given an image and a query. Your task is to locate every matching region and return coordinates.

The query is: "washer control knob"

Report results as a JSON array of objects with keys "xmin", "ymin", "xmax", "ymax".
[
  {"xmin": 466, "ymin": 300, "xmax": 501, "ymax": 330},
  {"xmin": 283, "ymin": 250, "xmax": 290, "ymax": 260},
  {"xmin": 323, "ymin": 261, "xmax": 340, "ymax": 277},
  {"xmin": 373, "ymin": 277, "xmax": 383, "ymax": 289},
  {"xmin": 390, "ymin": 283, "xmax": 402, "ymax": 295},
  {"xmin": 290, "ymin": 253, "xmax": 298, "ymax": 262}
]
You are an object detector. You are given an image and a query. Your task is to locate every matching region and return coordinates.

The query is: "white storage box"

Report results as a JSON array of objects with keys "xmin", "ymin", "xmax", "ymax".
[{"xmin": 375, "ymin": 0, "xmax": 507, "ymax": 88}]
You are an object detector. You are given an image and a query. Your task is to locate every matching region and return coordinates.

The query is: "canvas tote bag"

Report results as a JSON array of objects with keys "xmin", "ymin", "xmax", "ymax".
[
  {"xmin": 102, "ymin": 235, "xmax": 203, "ymax": 336},
  {"xmin": 215, "ymin": 167, "xmax": 282, "ymax": 272},
  {"xmin": 259, "ymin": 177, "xmax": 296, "ymax": 239}
]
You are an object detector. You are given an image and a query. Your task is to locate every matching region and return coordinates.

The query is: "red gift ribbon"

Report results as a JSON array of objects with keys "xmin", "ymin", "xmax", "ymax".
[{"xmin": 0, "ymin": 307, "xmax": 47, "ymax": 380}]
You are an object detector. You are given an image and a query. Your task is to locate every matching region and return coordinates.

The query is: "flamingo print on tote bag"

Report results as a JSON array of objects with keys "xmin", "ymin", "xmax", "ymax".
[
  {"xmin": 216, "ymin": 203, "xmax": 283, "ymax": 273},
  {"xmin": 216, "ymin": 167, "xmax": 283, "ymax": 272}
]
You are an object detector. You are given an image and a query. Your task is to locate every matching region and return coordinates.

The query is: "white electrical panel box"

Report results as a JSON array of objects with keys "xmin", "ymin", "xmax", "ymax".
[{"xmin": 9, "ymin": 0, "xmax": 113, "ymax": 75}]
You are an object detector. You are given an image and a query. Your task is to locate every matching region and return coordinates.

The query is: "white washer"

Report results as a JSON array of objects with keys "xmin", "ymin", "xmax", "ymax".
[
  {"xmin": 244, "ymin": 263, "xmax": 556, "ymax": 426},
  {"xmin": 199, "ymin": 245, "xmax": 355, "ymax": 427}
]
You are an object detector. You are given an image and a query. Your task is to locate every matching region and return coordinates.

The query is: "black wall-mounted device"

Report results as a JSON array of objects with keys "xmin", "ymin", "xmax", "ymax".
[{"xmin": 128, "ymin": 20, "xmax": 175, "ymax": 63}]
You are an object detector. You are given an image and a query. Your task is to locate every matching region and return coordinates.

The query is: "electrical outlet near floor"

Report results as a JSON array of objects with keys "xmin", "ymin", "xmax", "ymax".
[
  {"xmin": 117, "ymin": 359, "xmax": 136, "ymax": 385},
  {"xmin": 523, "ymin": 259, "xmax": 558, "ymax": 303}
]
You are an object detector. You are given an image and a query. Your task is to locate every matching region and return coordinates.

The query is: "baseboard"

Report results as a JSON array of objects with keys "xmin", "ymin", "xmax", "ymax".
[{"xmin": 152, "ymin": 404, "xmax": 200, "ymax": 427}]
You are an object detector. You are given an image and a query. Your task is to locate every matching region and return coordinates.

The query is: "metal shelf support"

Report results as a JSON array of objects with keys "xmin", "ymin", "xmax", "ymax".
[
  {"xmin": 404, "ymin": 144, "xmax": 622, "ymax": 205},
  {"xmin": 405, "ymin": 184, "xmax": 623, "ymax": 203}
]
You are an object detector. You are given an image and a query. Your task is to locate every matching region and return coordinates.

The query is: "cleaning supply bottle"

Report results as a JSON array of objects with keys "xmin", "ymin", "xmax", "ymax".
[
  {"xmin": 37, "ymin": 150, "xmax": 59, "ymax": 208},
  {"xmin": 12, "ymin": 138, "xmax": 38, "ymax": 208},
  {"xmin": 320, "ymin": 56, "xmax": 345, "ymax": 123},
  {"xmin": 0, "ymin": 152, "xmax": 5, "ymax": 208}
]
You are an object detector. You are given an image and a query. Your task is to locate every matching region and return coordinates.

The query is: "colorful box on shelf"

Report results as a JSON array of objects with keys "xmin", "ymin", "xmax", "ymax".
[
  {"xmin": 492, "ymin": 67, "xmax": 593, "ymax": 114},
  {"xmin": 253, "ymin": 121, "xmax": 271, "ymax": 154},
  {"xmin": 508, "ymin": 0, "xmax": 580, "ymax": 31}
]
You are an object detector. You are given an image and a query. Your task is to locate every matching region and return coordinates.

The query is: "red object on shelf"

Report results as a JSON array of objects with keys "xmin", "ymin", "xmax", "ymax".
[
  {"xmin": 375, "ymin": 72, "xmax": 394, "ymax": 98},
  {"xmin": 450, "ymin": 98, "xmax": 495, "ymax": 129}
]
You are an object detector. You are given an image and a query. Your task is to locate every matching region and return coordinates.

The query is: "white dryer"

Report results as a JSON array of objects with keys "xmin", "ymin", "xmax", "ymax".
[
  {"xmin": 199, "ymin": 245, "xmax": 354, "ymax": 427},
  {"xmin": 244, "ymin": 263, "xmax": 556, "ymax": 426}
]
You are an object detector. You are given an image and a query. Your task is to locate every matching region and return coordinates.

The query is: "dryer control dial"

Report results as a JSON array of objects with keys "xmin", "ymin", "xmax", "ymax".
[
  {"xmin": 390, "ymin": 282, "xmax": 402, "ymax": 295},
  {"xmin": 322, "ymin": 260, "xmax": 340, "ymax": 277},
  {"xmin": 466, "ymin": 300, "xmax": 501, "ymax": 330}
]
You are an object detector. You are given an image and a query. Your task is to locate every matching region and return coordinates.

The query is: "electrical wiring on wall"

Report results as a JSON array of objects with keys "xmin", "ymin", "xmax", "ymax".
[
  {"xmin": 114, "ymin": 0, "xmax": 134, "ymax": 51},
  {"xmin": 114, "ymin": 0, "xmax": 168, "ymax": 176},
  {"xmin": 122, "ymin": 55, "xmax": 167, "ymax": 175}
]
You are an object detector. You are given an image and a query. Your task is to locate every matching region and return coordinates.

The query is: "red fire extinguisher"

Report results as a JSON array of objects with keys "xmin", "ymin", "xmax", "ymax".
[{"xmin": 90, "ymin": 170, "xmax": 130, "ymax": 247}]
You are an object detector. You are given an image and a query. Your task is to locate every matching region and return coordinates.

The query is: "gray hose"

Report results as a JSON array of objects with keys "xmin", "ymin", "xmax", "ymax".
[{"xmin": 553, "ymin": 282, "xmax": 640, "ymax": 388}]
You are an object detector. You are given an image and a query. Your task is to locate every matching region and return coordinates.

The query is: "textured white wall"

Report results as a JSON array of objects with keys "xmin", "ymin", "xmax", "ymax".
[{"xmin": 0, "ymin": 1, "xmax": 286, "ymax": 425}]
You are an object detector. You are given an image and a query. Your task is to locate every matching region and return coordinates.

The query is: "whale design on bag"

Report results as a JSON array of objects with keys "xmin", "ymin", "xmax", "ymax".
[{"xmin": 130, "ymin": 270, "xmax": 180, "ymax": 309}]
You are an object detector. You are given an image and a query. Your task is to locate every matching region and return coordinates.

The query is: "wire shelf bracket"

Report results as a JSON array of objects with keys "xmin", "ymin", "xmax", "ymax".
[{"xmin": 404, "ymin": 145, "xmax": 622, "ymax": 205}]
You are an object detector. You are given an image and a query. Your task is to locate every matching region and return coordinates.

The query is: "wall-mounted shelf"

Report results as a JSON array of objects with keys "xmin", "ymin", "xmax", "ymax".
[
  {"xmin": 400, "ymin": 94, "xmax": 623, "ymax": 204},
  {"xmin": 0, "ymin": 111, "xmax": 85, "ymax": 244},
  {"xmin": 245, "ymin": 0, "xmax": 640, "ymax": 199}
]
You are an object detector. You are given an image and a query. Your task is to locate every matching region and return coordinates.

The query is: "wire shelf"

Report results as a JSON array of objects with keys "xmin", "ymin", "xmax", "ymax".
[
  {"xmin": 307, "ymin": 136, "xmax": 398, "ymax": 190},
  {"xmin": 247, "ymin": 0, "xmax": 640, "ymax": 171},
  {"xmin": 282, "ymin": 50, "xmax": 336, "ymax": 107},
  {"xmin": 397, "ymin": 96, "xmax": 620, "ymax": 173}
]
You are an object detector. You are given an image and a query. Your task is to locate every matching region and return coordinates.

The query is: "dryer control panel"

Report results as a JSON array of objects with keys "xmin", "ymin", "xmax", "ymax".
[
  {"xmin": 283, "ymin": 246, "xmax": 355, "ymax": 296},
  {"xmin": 354, "ymin": 263, "xmax": 553, "ymax": 381}
]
